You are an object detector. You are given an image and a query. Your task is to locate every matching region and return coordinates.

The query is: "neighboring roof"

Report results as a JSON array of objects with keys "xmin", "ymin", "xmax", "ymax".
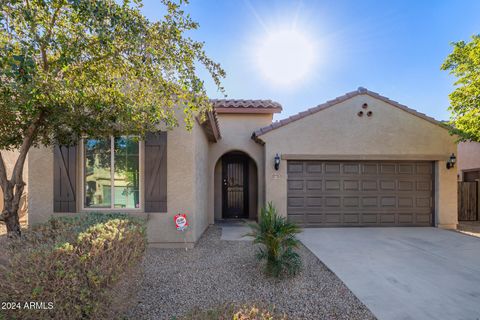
[
  {"xmin": 211, "ymin": 99, "xmax": 282, "ymax": 114},
  {"xmin": 252, "ymin": 87, "xmax": 448, "ymax": 140},
  {"xmin": 197, "ymin": 109, "xmax": 221, "ymax": 142}
]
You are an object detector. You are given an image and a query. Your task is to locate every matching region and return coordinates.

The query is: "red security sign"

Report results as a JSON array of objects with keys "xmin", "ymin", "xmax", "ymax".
[{"xmin": 174, "ymin": 214, "xmax": 189, "ymax": 231}]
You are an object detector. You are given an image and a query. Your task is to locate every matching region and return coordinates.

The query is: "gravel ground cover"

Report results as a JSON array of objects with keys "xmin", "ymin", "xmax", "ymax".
[{"xmin": 127, "ymin": 226, "xmax": 375, "ymax": 320}]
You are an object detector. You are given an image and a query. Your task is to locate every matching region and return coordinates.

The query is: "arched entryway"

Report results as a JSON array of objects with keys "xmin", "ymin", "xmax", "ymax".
[{"xmin": 214, "ymin": 151, "xmax": 258, "ymax": 220}]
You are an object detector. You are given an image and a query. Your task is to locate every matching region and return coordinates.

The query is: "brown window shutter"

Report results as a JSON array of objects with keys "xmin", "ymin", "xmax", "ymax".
[
  {"xmin": 144, "ymin": 132, "xmax": 167, "ymax": 212},
  {"xmin": 53, "ymin": 145, "xmax": 77, "ymax": 212}
]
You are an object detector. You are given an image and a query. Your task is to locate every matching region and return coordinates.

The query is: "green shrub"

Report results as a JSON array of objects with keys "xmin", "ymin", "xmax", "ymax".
[
  {"xmin": 0, "ymin": 213, "xmax": 146, "ymax": 320},
  {"xmin": 247, "ymin": 203, "xmax": 302, "ymax": 278},
  {"xmin": 180, "ymin": 303, "xmax": 287, "ymax": 320}
]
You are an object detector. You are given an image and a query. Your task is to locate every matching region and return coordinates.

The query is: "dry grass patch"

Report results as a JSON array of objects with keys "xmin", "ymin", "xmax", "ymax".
[{"xmin": 0, "ymin": 213, "xmax": 146, "ymax": 320}]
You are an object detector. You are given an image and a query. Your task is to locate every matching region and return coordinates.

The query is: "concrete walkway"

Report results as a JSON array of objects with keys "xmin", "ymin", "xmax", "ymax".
[{"xmin": 299, "ymin": 228, "xmax": 480, "ymax": 320}]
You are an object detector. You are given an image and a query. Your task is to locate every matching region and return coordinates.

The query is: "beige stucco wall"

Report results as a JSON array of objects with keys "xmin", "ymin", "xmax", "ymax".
[
  {"xmin": 260, "ymin": 94, "xmax": 458, "ymax": 229},
  {"xmin": 0, "ymin": 150, "xmax": 28, "ymax": 223},
  {"xmin": 208, "ymin": 113, "xmax": 272, "ymax": 223},
  {"xmin": 193, "ymin": 123, "xmax": 211, "ymax": 240},
  {"xmin": 27, "ymin": 118, "xmax": 210, "ymax": 247},
  {"xmin": 457, "ymin": 141, "xmax": 480, "ymax": 178}
]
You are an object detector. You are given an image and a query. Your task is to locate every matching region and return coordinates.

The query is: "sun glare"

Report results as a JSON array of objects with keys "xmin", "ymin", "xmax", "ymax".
[{"xmin": 255, "ymin": 29, "xmax": 317, "ymax": 87}]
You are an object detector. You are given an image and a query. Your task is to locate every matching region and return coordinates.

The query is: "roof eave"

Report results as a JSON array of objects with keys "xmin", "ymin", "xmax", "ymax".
[
  {"xmin": 216, "ymin": 107, "xmax": 282, "ymax": 114},
  {"xmin": 197, "ymin": 109, "xmax": 221, "ymax": 142}
]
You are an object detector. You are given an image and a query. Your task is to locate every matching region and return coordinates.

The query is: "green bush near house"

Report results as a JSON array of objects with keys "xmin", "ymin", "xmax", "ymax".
[
  {"xmin": 0, "ymin": 213, "xmax": 146, "ymax": 320},
  {"xmin": 247, "ymin": 203, "xmax": 302, "ymax": 278}
]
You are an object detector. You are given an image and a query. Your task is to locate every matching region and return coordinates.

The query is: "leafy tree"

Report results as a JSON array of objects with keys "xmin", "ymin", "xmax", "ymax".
[
  {"xmin": 0, "ymin": 0, "xmax": 225, "ymax": 236},
  {"xmin": 441, "ymin": 34, "xmax": 480, "ymax": 141}
]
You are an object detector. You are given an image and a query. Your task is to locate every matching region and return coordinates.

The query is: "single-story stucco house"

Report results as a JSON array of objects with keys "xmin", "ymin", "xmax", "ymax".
[{"xmin": 21, "ymin": 87, "xmax": 457, "ymax": 247}]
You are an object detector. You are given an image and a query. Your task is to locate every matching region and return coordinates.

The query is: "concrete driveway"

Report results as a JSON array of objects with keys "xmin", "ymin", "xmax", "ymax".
[{"xmin": 299, "ymin": 228, "xmax": 480, "ymax": 320}]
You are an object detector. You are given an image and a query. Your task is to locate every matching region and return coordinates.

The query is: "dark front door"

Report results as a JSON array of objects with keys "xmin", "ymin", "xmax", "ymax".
[{"xmin": 222, "ymin": 154, "xmax": 249, "ymax": 218}]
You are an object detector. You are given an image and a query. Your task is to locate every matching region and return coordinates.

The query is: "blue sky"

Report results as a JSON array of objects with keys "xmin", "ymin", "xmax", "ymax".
[{"xmin": 140, "ymin": 0, "xmax": 480, "ymax": 121}]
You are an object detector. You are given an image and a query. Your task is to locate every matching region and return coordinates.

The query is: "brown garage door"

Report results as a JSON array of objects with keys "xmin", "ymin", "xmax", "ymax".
[{"xmin": 287, "ymin": 161, "xmax": 434, "ymax": 227}]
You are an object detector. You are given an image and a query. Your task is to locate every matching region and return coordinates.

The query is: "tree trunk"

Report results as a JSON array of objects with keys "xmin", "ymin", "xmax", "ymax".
[
  {"xmin": 4, "ymin": 210, "xmax": 21, "ymax": 236},
  {"xmin": 0, "ymin": 112, "xmax": 43, "ymax": 237},
  {"xmin": 2, "ymin": 182, "xmax": 24, "ymax": 237}
]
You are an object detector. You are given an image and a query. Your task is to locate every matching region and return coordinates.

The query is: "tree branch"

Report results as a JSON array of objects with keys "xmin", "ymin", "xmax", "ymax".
[
  {"xmin": 39, "ymin": 5, "xmax": 62, "ymax": 71},
  {"xmin": 11, "ymin": 111, "xmax": 45, "ymax": 185}
]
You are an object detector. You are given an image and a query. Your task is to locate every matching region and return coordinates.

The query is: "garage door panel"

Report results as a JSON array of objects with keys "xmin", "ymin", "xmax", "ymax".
[
  {"xmin": 305, "ymin": 162, "xmax": 322, "ymax": 174},
  {"xmin": 380, "ymin": 214, "xmax": 396, "ymax": 223},
  {"xmin": 343, "ymin": 197, "xmax": 359, "ymax": 207},
  {"xmin": 416, "ymin": 214, "xmax": 431, "ymax": 223},
  {"xmin": 416, "ymin": 197, "xmax": 431, "ymax": 207},
  {"xmin": 398, "ymin": 214, "xmax": 414, "ymax": 223},
  {"xmin": 287, "ymin": 160, "xmax": 434, "ymax": 227},
  {"xmin": 344, "ymin": 180, "xmax": 360, "ymax": 191},
  {"xmin": 287, "ymin": 180, "xmax": 304, "ymax": 191},
  {"xmin": 398, "ymin": 197, "xmax": 414, "ymax": 207},
  {"xmin": 344, "ymin": 214, "xmax": 360, "ymax": 223},
  {"xmin": 362, "ymin": 180, "xmax": 378, "ymax": 191},
  {"xmin": 343, "ymin": 164, "xmax": 360, "ymax": 174},
  {"xmin": 306, "ymin": 179, "xmax": 322, "ymax": 190},
  {"xmin": 362, "ymin": 163, "xmax": 378, "ymax": 174},
  {"xmin": 398, "ymin": 180, "xmax": 415, "ymax": 191},
  {"xmin": 325, "ymin": 180, "xmax": 341, "ymax": 190},
  {"xmin": 380, "ymin": 164, "xmax": 396, "ymax": 174},
  {"xmin": 362, "ymin": 214, "xmax": 378, "ymax": 223},
  {"xmin": 325, "ymin": 197, "xmax": 341, "ymax": 207},
  {"xmin": 306, "ymin": 196, "xmax": 323, "ymax": 207},
  {"xmin": 287, "ymin": 214, "xmax": 306, "ymax": 224},
  {"xmin": 362, "ymin": 197, "xmax": 378, "ymax": 207},
  {"xmin": 287, "ymin": 162, "xmax": 304, "ymax": 176},
  {"xmin": 287, "ymin": 197, "xmax": 304, "ymax": 207},
  {"xmin": 306, "ymin": 214, "xmax": 323, "ymax": 223},
  {"xmin": 416, "ymin": 181, "xmax": 432, "ymax": 191},
  {"xmin": 416, "ymin": 163, "xmax": 433, "ymax": 174},
  {"xmin": 325, "ymin": 163, "xmax": 341, "ymax": 173},
  {"xmin": 380, "ymin": 196, "xmax": 396, "ymax": 207},
  {"xmin": 380, "ymin": 180, "xmax": 396, "ymax": 190},
  {"xmin": 398, "ymin": 164, "xmax": 415, "ymax": 174}
]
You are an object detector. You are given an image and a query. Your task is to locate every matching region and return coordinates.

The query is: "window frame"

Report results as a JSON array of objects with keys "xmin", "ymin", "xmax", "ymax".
[{"xmin": 80, "ymin": 136, "xmax": 143, "ymax": 211}]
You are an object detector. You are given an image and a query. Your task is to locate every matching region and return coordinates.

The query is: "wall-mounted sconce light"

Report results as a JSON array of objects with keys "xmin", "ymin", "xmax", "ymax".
[
  {"xmin": 446, "ymin": 153, "xmax": 456, "ymax": 169},
  {"xmin": 274, "ymin": 153, "xmax": 281, "ymax": 171}
]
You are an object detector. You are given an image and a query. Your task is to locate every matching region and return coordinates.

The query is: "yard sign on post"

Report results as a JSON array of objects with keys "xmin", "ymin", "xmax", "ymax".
[
  {"xmin": 174, "ymin": 213, "xmax": 189, "ymax": 231},
  {"xmin": 174, "ymin": 213, "xmax": 189, "ymax": 250}
]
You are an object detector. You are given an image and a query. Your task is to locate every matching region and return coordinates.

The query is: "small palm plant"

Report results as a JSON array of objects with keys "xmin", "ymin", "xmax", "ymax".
[{"xmin": 247, "ymin": 202, "xmax": 302, "ymax": 277}]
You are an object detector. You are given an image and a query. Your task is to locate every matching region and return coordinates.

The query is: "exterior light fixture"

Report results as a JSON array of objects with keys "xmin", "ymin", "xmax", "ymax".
[
  {"xmin": 446, "ymin": 153, "xmax": 456, "ymax": 169},
  {"xmin": 274, "ymin": 153, "xmax": 281, "ymax": 171}
]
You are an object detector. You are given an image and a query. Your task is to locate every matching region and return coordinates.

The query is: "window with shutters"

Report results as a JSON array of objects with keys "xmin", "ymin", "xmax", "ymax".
[{"xmin": 82, "ymin": 136, "xmax": 141, "ymax": 209}]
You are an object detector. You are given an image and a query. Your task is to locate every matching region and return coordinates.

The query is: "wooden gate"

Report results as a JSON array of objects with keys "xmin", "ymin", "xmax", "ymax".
[{"xmin": 458, "ymin": 181, "xmax": 478, "ymax": 221}]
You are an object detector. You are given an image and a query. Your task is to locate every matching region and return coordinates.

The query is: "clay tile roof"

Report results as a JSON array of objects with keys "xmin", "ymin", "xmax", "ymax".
[
  {"xmin": 252, "ymin": 87, "xmax": 449, "ymax": 141},
  {"xmin": 211, "ymin": 99, "xmax": 282, "ymax": 114}
]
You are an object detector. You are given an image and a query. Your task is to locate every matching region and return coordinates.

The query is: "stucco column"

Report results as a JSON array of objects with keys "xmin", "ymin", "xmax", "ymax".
[
  {"xmin": 264, "ymin": 148, "xmax": 288, "ymax": 217},
  {"xmin": 435, "ymin": 160, "xmax": 458, "ymax": 229}
]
